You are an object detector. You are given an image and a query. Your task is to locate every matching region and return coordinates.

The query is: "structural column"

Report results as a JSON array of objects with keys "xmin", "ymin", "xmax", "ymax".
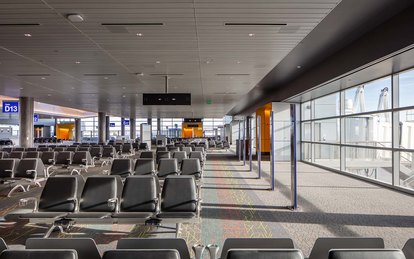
[
  {"xmin": 130, "ymin": 118, "xmax": 136, "ymax": 140},
  {"xmin": 157, "ymin": 118, "xmax": 161, "ymax": 135},
  {"xmin": 19, "ymin": 97, "xmax": 34, "ymax": 148},
  {"xmin": 105, "ymin": 115, "xmax": 110, "ymax": 141},
  {"xmin": 121, "ymin": 117, "xmax": 126, "ymax": 136},
  {"xmin": 98, "ymin": 112, "xmax": 106, "ymax": 143},
  {"xmin": 75, "ymin": 118, "xmax": 81, "ymax": 143},
  {"xmin": 147, "ymin": 118, "xmax": 152, "ymax": 139}
]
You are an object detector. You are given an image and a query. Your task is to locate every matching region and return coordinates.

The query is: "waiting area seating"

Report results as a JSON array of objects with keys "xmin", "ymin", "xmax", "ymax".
[{"xmin": 0, "ymin": 237, "xmax": 412, "ymax": 259}]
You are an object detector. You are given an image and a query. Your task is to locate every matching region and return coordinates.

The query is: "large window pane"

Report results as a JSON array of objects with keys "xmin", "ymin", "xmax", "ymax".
[
  {"xmin": 399, "ymin": 151, "xmax": 414, "ymax": 191},
  {"xmin": 302, "ymin": 143, "xmax": 311, "ymax": 162},
  {"xmin": 399, "ymin": 69, "xmax": 414, "ymax": 108},
  {"xmin": 344, "ymin": 77, "xmax": 391, "ymax": 114},
  {"xmin": 314, "ymin": 119, "xmax": 339, "ymax": 143},
  {"xmin": 344, "ymin": 112, "xmax": 392, "ymax": 147},
  {"xmin": 313, "ymin": 144, "xmax": 340, "ymax": 169},
  {"xmin": 314, "ymin": 93, "xmax": 340, "ymax": 119},
  {"xmin": 345, "ymin": 147, "xmax": 392, "ymax": 184},
  {"xmin": 302, "ymin": 122, "xmax": 311, "ymax": 141}
]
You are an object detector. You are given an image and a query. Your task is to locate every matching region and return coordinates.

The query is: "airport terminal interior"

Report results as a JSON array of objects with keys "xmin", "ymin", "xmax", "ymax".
[{"xmin": 0, "ymin": 0, "xmax": 413, "ymax": 259}]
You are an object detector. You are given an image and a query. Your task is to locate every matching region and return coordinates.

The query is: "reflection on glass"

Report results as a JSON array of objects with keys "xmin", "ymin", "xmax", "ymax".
[
  {"xmin": 314, "ymin": 119, "xmax": 339, "ymax": 143},
  {"xmin": 313, "ymin": 144, "xmax": 340, "ymax": 169},
  {"xmin": 399, "ymin": 151, "xmax": 414, "ymax": 190},
  {"xmin": 314, "ymin": 93, "xmax": 340, "ymax": 119},
  {"xmin": 344, "ymin": 77, "xmax": 391, "ymax": 114},
  {"xmin": 399, "ymin": 69, "xmax": 414, "ymax": 108},
  {"xmin": 302, "ymin": 143, "xmax": 311, "ymax": 162},
  {"xmin": 398, "ymin": 109, "xmax": 414, "ymax": 150},
  {"xmin": 345, "ymin": 147, "xmax": 392, "ymax": 184},
  {"xmin": 344, "ymin": 112, "xmax": 392, "ymax": 147},
  {"xmin": 302, "ymin": 101, "xmax": 311, "ymax": 120}
]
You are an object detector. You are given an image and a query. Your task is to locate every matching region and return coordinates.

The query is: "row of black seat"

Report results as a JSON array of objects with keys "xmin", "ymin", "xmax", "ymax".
[
  {"xmin": 109, "ymin": 157, "xmax": 203, "ymax": 179},
  {"xmin": 13, "ymin": 174, "xmax": 201, "ymax": 237},
  {"xmin": 0, "ymin": 237, "xmax": 413, "ymax": 259}
]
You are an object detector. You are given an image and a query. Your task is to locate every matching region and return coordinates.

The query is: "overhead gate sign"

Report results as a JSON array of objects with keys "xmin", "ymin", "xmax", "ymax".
[{"xmin": 2, "ymin": 101, "xmax": 19, "ymax": 113}]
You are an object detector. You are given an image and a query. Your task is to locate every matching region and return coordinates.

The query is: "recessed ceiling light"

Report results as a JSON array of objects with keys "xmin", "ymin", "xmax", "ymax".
[
  {"xmin": 296, "ymin": 65, "xmax": 302, "ymax": 69},
  {"xmin": 104, "ymin": 77, "xmax": 108, "ymax": 80},
  {"xmin": 47, "ymin": 94, "xmax": 52, "ymax": 96},
  {"xmin": 41, "ymin": 77, "xmax": 46, "ymax": 80},
  {"xmin": 248, "ymin": 33, "xmax": 255, "ymax": 37},
  {"xmin": 122, "ymin": 87, "xmax": 126, "ymax": 90},
  {"xmin": 75, "ymin": 61, "xmax": 81, "ymax": 64},
  {"xmin": 156, "ymin": 61, "xmax": 160, "ymax": 64},
  {"xmin": 237, "ymin": 61, "xmax": 241, "ymax": 64},
  {"xmin": 24, "ymin": 33, "xmax": 32, "ymax": 37},
  {"xmin": 136, "ymin": 33, "xmax": 143, "ymax": 37},
  {"xmin": 106, "ymin": 99, "xmax": 110, "ymax": 101},
  {"xmin": 71, "ymin": 87, "xmax": 75, "ymax": 89},
  {"xmin": 122, "ymin": 95, "xmax": 126, "ymax": 98},
  {"xmin": 20, "ymin": 87, "xmax": 24, "ymax": 90},
  {"xmin": 67, "ymin": 14, "xmax": 84, "ymax": 23}
]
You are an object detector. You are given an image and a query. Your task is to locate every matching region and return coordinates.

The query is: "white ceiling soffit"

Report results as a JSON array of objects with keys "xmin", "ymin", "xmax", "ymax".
[
  {"xmin": 0, "ymin": 95, "xmax": 96, "ymax": 118},
  {"xmin": 0, "ymin": 0, "xmax": 342, "ymax": 118}
]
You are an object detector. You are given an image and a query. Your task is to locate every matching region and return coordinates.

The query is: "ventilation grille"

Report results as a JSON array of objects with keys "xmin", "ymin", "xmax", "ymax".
[{"xmin": 102, "ymin": 23, "xmax": 164, "ymax": 33}]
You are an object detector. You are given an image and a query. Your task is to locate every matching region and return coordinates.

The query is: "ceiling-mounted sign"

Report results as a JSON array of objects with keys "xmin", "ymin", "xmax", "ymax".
[
  {"xmin": 123, "ymin": 120, "xmax": 130, "ymax": 126},
  {"xmin": 109, "ymin": 122, "xmax": 116, "ymax": 127},
  {"xmin": 34, "ymin": 114, "xmax": 39, "ymax": 122},
  {"xmin": 2, "ymin": 101, "xmax": 19, "ymax": 113}
]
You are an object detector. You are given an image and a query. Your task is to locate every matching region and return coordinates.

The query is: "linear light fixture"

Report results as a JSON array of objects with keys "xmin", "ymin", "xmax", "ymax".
[
  {"xmin": 216, "ymin": 73, "xmax": 250, "ymax": 76},
  {"xmin": 101, "ymin": 23, "xmax": 164, "ymax": 26},
  {"xmin": 83, "ymin": 73, "xmax": 117, "ymax": 76},
  {"xmin": 0, "ymin": 23, "xmax": 40, "ymax": 26},
  {"xmin": 225, "ymin": 23, "xmax": 287, "ymax": 26},
  {"xmin": 17, "ymin": 74, "xmax": 50, "ymax": 77}
]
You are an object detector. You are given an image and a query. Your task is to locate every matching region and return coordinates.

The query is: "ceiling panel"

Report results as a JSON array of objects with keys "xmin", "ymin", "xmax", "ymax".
[{"xmin": 0, "ymin": 0, "xmax": 341, "ymax": 118}]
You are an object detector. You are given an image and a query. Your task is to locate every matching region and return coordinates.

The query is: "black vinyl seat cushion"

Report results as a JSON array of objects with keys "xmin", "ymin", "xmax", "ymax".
[
  {"xmin": 309, "ymin": 238, "xmax": 384, "ymax": 259},
  {"xmin": 26, "ymin": 238, "xmax": 100, "ymax": 259},
  {"xmin": 110, "ymin": 159, "xmax": 133, "ymax": 178},
  {"xmin": 116, "ymin": 238, "xmax": 190, "ymax": 259},
  {"xmin": 226, "ymin": 249, "xmax": 303, "ymax": 259},
  {"xmin": 118, "ymin": 176, "xmax": 158, "ymax": 213},
  {"xmin": 14, "ymin": 158, "xmax": 44, "ymax": 179},
  {"xmin": 221, "ymin": 238, "xmax": 295, "ymax": 259},
  {"xmin": 134, "ymin": 158, "xmax": 155, "ymax": 175},
  {"xmin": 103, "ymin": 250, "xmax": 180, "ymax": 259},
  {"xmin": 0, "ymin": 159, "xmax": 17, "ymax": 178},
  {"xmin": 0, "ymin": 249, "xmax": 77, "ymax": 259},
  {"xmin": 403, "ymin": 239, "xmax": 414, "ymax": 259},
  {"xmin": 328, "ymin": 249, "xmax": 406, "ymax": 259}
]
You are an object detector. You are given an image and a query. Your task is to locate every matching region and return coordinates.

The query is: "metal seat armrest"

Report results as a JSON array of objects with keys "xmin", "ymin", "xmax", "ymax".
[
  {"xmin": 19, "ymin": 197, "xmax": 38, "ymax": 211},
  {"xmin": 107, "ymin": 197, "xmax": 118, "ymax": 212}
]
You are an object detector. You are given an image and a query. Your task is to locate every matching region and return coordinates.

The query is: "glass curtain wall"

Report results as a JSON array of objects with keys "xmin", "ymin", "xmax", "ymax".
[{"xmin": 301, "ymin": 69, "xmax": 414, "ymax": 192}]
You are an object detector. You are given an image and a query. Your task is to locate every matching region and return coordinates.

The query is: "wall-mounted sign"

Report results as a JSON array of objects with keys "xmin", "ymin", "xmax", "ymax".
[
  {"xmin": 123, "ymin": 120, "xmax": 130, "ymax": 126},
  {"xmin": 34, "ymin": 114, "xmax": 39, "ymax": 122},
  {"xmin": 2, "ymin": 101, "xmax": 19, "ymax": 113},
  {"xmin": 109, "ymin": 122, "xmax": 116, "ymax": 127}
]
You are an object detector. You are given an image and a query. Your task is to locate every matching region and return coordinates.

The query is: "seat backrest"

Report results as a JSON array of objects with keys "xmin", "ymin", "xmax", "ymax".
[
  {"xmin": 0, "ymin": 152, "xmax": 8, "ymax": 159},
  {"xmin": 221, "ymin": 238, "xmax": 295, "ymax": 259},
  {"xmin": 72, "ymin": 151, "xmax": 91, "ymax": 165},
  {"xmin": 0, "ymin": 159, "xmax": 17, "ymax": 178},
  {"xmin": 173, "ymin": 151, "xmax": 187, "ymax": 164},
  {"xmin": 403, "ymin": 239, "xmax": 414, "ymax": 259},
  {"xmin": 0, "ymin": 238, "xmax": 7, "ymax": 254},
  {"xmin": 194, "ymin": 147, "xmax": 204, "ymax": 153},
  {"xmin": 156, "ymin": 146, "xmax": 168, "ymax": 152},
  {"xmin": 110, "ymin": 159, "xmax": 133, "ymax": 176},
  {"xmin": 78, "ymin": 147, "xmax": 90, "ymax": 152},
  {"xmin": 156, "ymin": 151, "xmax": 171, "ymax": 163},
  {"xmin": 103, "ymin": 250, "xmax": 180, "ymax": 259},
  {"xmin": 79, "ymin": 176, "xmax": 121, "ymax": 212},
  {"xmin": 67, "ymin": 147, "xmax": 78, "ymax": 152},
  {"xmin": 89, "ymin": 146, "xmax": 102, "ymax": 157},
  {"xmin": 328, "ymin": 249, "xmax": 405, "ymax": 259},
  {"xmin": 38, "ymin": 147, "xmax": 52, "ymax": 152},
  {"xmin": 139, "ymin": 143, "xmax": 148, "ymax": 150},
  {"xmin": 182, "ymin": 147, "xmax": 192, "ymax": 154},
  {"xmin": 102, "ymin": 147, "xmax": 116, "ymax": 158},
  {"xmin": 114, "ymin": 144, "xmax": 123, "ymax": 152},
  {"xmin": 189, "ymin": 151, "xmax": 203, "ymax": 161},
  {"xmin": 56, "ymin": 151, "xmax": 73, "ymax": 165},
  {"xmin": 25, "ymin": 151, "xmax": 41, "ymax": 158},
  {"xmin": 54, "ymin": 147, "xmax": 66, "ymax": 152},
  {"xmin": 309, "ymin": 238, "xmax": 385, "ymax": 259},
  {"xmin": 13, "ymin": 147, "xmax": 25, "ymax": 152},
  {"xmin": 226, "ymin": 249, "xmax": 303, "ymax": 259},
  {"xmin": 2, "ymin": 147, "xmax": 13, "ymax": 153},
  {"xmin": 120, "ymin": 176, "xmax": 158, "ymax": 212},
  {"xmin": 161, "ymin": 175, "xmax": 196, "ymax": 212},
  {"xmin": 14, "ymin": 158, "xmax": 44, "ymax": 179},
  {"xmin": 140, "ymin": 151, "xmax": 154, "ymax": 159},
  {"xmin": 168, "ymin": 147, "xmax": 179, "ymax": 152},
  {"xmin": 180, "ymin": 158, "xmax": 201, "ymax": 175},
  {"xmin": 116, "ymin": 238, "xmax": 190, "ymax": 259},
  {"xmin": 9, "ymin": 151, "xmax": 24, "ymax": 159},
  {"xmin": 41, "ymin": 151, "xmax": 57, "ymax": 165},
  {"xmin": 122, "ymin": 144, "xmax": 132, "ymax": 153},
  {"xmin": 38, "ymin": 176, "xmax": 79, "ymax": 212},
  {"xmin": 26, "ymin": 147, "xmax": 38, "ymax": 151},
  {"xmin": 134, "ymin": 158, "xmax": 155, "ymax": 175},
  {"xmin": 26, "ymin": 238, "xmax": 100, "ymax": 259},
  {"xmin": 0, "ymin": 249, "xmax": 78, "ymax": 259},
  {"xmin": 157, "ymin": 158, "xmax": 178, "ymax": 177}
]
